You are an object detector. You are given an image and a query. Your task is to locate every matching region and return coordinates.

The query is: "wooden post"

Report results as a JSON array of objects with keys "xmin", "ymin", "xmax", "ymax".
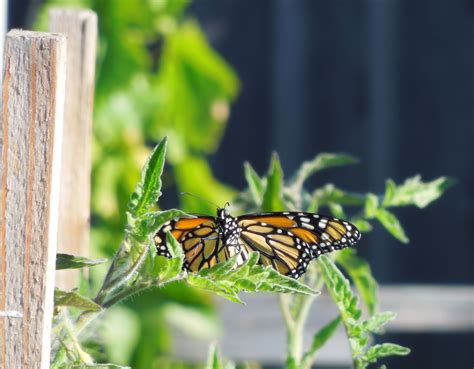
[
  {"xmin": 49, "ymin": 9, "xmax": 97, "ymax": 290},
  {"xmin": 0, "ymin": 30, "xmax": 66, "ymax": 369}
]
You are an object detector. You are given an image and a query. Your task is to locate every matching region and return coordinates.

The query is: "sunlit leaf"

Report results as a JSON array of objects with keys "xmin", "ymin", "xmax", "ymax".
[
  {"xmin": 337, "ymin": 249, "xmax": 378, "ymax": 315},
  {"xmin": 56, "ymin": 254, "xmax": 107, "ymax": 270},
  {"xmin": 291, "ymin": 153, "xmax": 358, "ymax": 191},
  {"xmin": 382, "ymin": 175, "xmax": 454, "ymax": 209},
  {"xmin": 375, "ymin": 208, "xmax": 409, "ymax": 243},
  {"xmin": 302, "ymin": 316, "xmax": 342, "ymax": 365},
  {"xmin": 262, "ymin": 153, "xmax": 285, "ymax": 212},
  {"xmin": 128, "ymin": 137, "xmax": 167, "ymax": 217},
  {"xmin": 54, "ymin": 289, "xmax": 102, "ymax": 311},
  {"xmin": 244, "ymin": 162, "xmax": 265, "ymax": 205}
]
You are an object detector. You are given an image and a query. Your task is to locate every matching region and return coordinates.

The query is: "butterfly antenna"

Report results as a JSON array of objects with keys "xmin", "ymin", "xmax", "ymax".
[{"xmin": 180, "ymin": 192, "xmax": 220, "ymax": 208}]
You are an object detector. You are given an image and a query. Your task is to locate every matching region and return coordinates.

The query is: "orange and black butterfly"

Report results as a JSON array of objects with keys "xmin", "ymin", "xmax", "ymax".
[{"xmin": 154, "ymin": 206, "xmax": 361, "ymax": 279}]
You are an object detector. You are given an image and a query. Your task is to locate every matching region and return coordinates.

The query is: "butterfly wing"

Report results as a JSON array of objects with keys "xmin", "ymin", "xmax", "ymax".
[
  {"xmin": 154, "ymin": 216, "xmax": 239, "ymax": 272},
  {"xmin": 236, "ymin": 212, "xmax": 361, "ymax": 278}
]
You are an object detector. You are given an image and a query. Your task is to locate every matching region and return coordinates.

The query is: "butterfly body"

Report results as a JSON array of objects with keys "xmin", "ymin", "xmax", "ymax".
[{"xmin": 155, "ymin": 207, "xmax": 361, "ymax": 279}]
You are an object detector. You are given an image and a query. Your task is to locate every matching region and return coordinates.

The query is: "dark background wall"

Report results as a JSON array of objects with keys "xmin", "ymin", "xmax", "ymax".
[
  {"xmin": 188, "ymin": 1, "xmax": 473, "ymax": 367},
  {"xmin": 189, "ymin": 0, "xmax": 473, "ymax": 285},
  {"xmin": 9, "ymin": 0, "xmax": 473, "ymax": 368}
]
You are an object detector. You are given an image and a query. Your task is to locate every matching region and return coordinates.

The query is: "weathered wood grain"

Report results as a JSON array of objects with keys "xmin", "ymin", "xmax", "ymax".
[
  {"xmin": 49, "ymin": 9, "xmax": 97, "ymax": 290},
  {"xmin": 0, "ymin": 30, "xmax": 66, "ymax": 369}
]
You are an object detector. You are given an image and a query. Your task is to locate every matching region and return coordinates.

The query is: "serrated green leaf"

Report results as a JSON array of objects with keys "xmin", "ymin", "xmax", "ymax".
[
  {"xmin": 319, "ymin": 255, "xmax": 367, "ymax": 357},
  {"xmin": 198, "ymin": 255, "xmax": 238, "ymax": 278},
  {"xmin": 128, "ymin": 137, "xmax": 167, "ymax": 217},
  {"xmin": 382, "ymin": 175, "xmax": 454, "ymax": 209},
  {"xmin": 54, "ymin": 289, "xmax": 102, "ymax": 311},
  {"xmin": 292, "ymin": 153, "xmax": 359, "ymax": 191},
  {"xmin": 360, "ymin": 343, "xmax": 410, "ymax": 364},
  {"xmin": 188, "ymin": 274, "xmax": 243, "ymax": 304},
  {"xmin": 375, "ymin": 208, "xmax": 409, "ymax": 243},
  {"xmin": 361, "ymin": 311, "xmax": 396, "ymax": 333},
  {"xmin": 56, "ymin": 254, "xmax": 107, "ymax": 270},
  {"xmin": 303, "ymin": 316, "xmax": 341, "ymax": 362},
  {"xmin": 133, "ymin": 208, "xmax": 189, "ymax": 241},
  {"xmin": 364, "ymin": 193, "xmax": 379, "ymax": 218},
  {"xmin": 337, "ymin": 250, "xmax": 378, "ymax": 315},
  {"xmin": 262, "ymin": 153, "xmax": 285, "ymax": 211},
  {"xmin": 244, "ymin": 162, "xmax": 265, "ymax": 205}
]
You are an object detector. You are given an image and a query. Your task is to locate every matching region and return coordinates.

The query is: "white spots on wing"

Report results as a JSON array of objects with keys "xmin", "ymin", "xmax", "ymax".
[
  {"xmin": 346, "ymin": 224, "xmax": 352, "ymax": 231},
  {"xmin": 300, "ymin": 217, "xmax": 310, "ymax": 223},
  {"xmin": 313, "ymin": 214, "xmax": 320, "ymax": 218},
  {"xmin": 322, "ymin": 233, "xmax": 330, "ymax": 240},
  {"xmin": 318, "ymin": 218, "xmax": 328, "ymax": 228},
  {"xmin": 154, "ymin": 236, "xmax": 162, "ymax": 244},
  {"xmin": 341, "ymin": 237, "xmax": 347, "ymax": 243},
  {"xmin": 277, "ymin": 229, "xmax": 283, "ymax": 234},
  {"xmin": 162, "ymin": 225, "xmax": 172, "ymax": 233},
  {"xmin": 302, "ymin": 222, "xmax": 315, "ymax": 230},
  {"xmin": 260, "ymin": 222, "xmax": 267, "ymax": 226}
]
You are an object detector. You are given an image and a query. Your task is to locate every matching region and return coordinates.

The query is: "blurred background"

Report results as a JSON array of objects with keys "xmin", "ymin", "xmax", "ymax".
[{"xmin": 6, "ymin": 0, "xmax": 473, "ymax": 368}]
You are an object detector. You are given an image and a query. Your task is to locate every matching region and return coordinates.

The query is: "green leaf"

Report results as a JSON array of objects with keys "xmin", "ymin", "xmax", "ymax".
[
  {"xmin": 359, "ymin": 343, "xmax": 410, "ymax": 365},
  {"xmin": 133, "ymin": 208, "xmax": 189, "ymax": 240},
  {"xmin": 244, "ymin": 162, "xmax": 265, "ymax": 205},
  {"xmin": 206, "ymin": 343, "xmax": 224, "ymax": 369},
  {"xmin": 292, "ymin": 153, "xmax": 359, "ymax": 191},
  {"xmin": 319, "ymin": 256, "xmax": 361, "ymax": 322},
  {"xmin": 128, "ymin": 137, "xmax": 167, "ymax": 217},
  {"xmin": 303, "ymin": 316, "xmax": 341, "ymax": 363},
  {"xmin": 262, "ymin": 153, "xmax": 285, "ymax": 211},
  {"xmin": 350, "ymin": 218, "xmax": 373, "ymax": 233},
  {"xmin": 189, "ymin": 252, "xmax": 316, "ymax": 304},
  {"xmin": 382, "ymin": 175, "xmax": 454, "ymax": 209},
  {"xmin": 364, "ymin": 193, "xmax": 379, "ymax": 219},
  {"xmin": 311, "ymin": 184, "xmax": 366, "ymax": 207},
  {"xmin": 337, "ymin": 250, "xmax": 378, "ymax": 315},
  {"xmin": 188, "ymin": 274, "xmax": 243, "ymax": 304},
  {"xmin": 328, "ymin": 202, "xmax": 346, "ymax": 219},
  {"xmin": 54, "ymin": 289, "xmax": 102, "ymax": 311},
  {"xmin": 56, "ymin": 254, "xmax": 107, "ymax": 270},
  {"xmin": 361, "ymin": 311, "xmax": 396, "ymax": 333},
  {"xmin": 375, "ymin": 208, "xmax": 409, "ymax": 243}
]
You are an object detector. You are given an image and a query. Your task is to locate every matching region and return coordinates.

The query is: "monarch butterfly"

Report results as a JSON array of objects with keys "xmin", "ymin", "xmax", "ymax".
[{"xmin": 154, "ymin": 206, "xmax": 361, "ymax": 279}]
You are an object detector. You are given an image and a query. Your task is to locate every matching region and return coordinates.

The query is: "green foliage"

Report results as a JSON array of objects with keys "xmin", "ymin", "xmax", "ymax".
[
  {"xmin": 301, "ymin": 316, "xmax": 341, "ymax": 366},
  {"xmin": 262, "ymin": 153, "xmax": 285, "ymax": 212},
  {"xmin": 56, "ymin": 254, "xmax": 107, "ymax": 270},
  {"xmin": 54, "ymin": 289, "xmax": 102, "ymax": 312},
  {"xmin": 128, "ymin": 137, "xmax": 167, "ymax": 217},
  {"xmin": 337, "ymin": 249, "xmax": 378, "ymax": 315},
  {"xmin": 382, "ymin": 176, "xmax": 454, "ymax": 208},
  {"xmin": 319, "ymin": 256, "xmax": 410, "ymax": 368},
  {"xmin": 238, "ymin": 153, "xmax": 450, "ymax": 369},
  {"xmin": 188, "ymin": 252, "xmax": 317, "ymax": 304},
  {"xmin": 205, "ymin": 344, "xmax": 236, "ymax": 369}
]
